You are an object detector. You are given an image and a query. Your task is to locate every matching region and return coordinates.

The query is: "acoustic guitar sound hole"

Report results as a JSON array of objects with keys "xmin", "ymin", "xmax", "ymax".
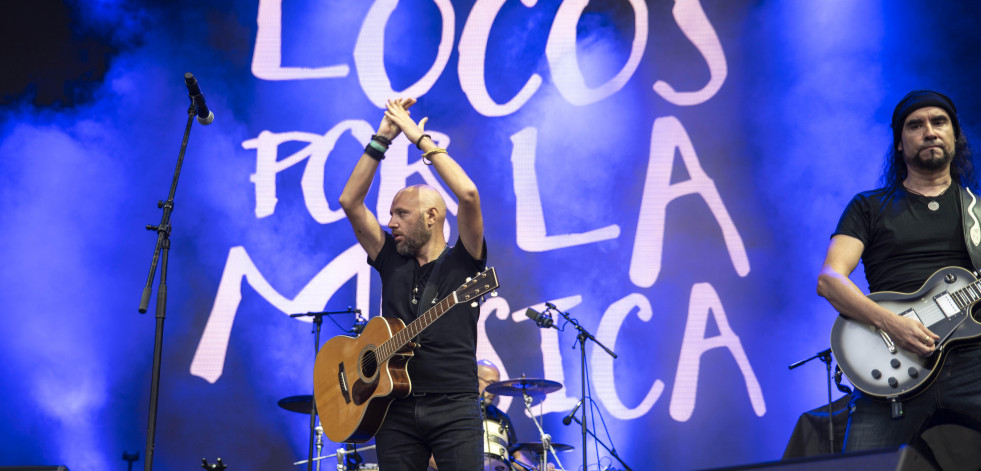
[{"xmin": 360, "ymin": 349, "xmax": 378, "ymax": 378}]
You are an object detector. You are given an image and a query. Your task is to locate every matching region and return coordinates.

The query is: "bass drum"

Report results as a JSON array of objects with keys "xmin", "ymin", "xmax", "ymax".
[{"xmin": 482, "ymin": 417, "xmax": 512, "ymax": 471}]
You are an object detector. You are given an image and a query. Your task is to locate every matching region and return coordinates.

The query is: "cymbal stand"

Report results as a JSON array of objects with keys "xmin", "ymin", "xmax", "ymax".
[
  {"xmin": 290, "ymin": 308, "xmax": 363, "ymax": 471},
  {"xmin": 519, "ymin": 391, "xmax": 566, "ymax": 471},
  {"xmin": 545, "ymin": 302, "xmax": 618, "ymax": 470}
]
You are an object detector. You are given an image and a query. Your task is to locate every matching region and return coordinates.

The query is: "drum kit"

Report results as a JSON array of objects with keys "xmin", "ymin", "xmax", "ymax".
[
  {"xmin": 279, "ymin": 377, "xmax": 572, "ymax": 471},
  {"xmin": 481, "ymin": 377, "xmax": 573, "ymax": 471}
]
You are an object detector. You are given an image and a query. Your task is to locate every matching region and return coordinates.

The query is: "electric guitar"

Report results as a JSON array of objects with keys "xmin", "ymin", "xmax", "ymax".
[
  {"xmin": 830, "ymin": 266, "xmax": 981, "ymax": 399},
  {"xmin": 313, "ymin": 267, "xmax": 499, "ymax": 443}
]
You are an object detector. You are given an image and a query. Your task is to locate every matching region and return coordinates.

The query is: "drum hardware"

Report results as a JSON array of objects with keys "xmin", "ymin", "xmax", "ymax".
[
  {"xmin": 484, "ymin": 375, "xmax": 567, "ymax": 471},
  {"xmin": 509, "ymin": 442, "xmax": 574, "ymax": 471},
  {"xmin": 292, "ymin": 444, "xmax": 377, "ymax": 470},
  {"xmin": 510, "ymin": 442, "xmax": 574, "ymax": 455},
  {"xmin": 481, "ymin": 416, "xmax": 512, "ymax": 471},
  {"xmin": 482, "ymin": 377, "xmax": 562, "ymax": 407}
]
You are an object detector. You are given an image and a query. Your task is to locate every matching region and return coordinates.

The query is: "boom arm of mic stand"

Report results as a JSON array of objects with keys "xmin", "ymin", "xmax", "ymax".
[
  {"xmin": 568, "ymin": 416, "xmax": 633, "ymax": 471},
  {"xmin": 290, "ymin": 308, "xmax": 362, "ymax": 318},
  {"xmin": 552, "ymin": 307, "xmax": 617, "ymax": 359}
]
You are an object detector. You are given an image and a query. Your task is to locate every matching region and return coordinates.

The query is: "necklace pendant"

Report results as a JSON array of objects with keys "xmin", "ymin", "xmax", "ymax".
[{"xmin": 928, "ymin": 201, "xmax": 940, "ymax": 211}]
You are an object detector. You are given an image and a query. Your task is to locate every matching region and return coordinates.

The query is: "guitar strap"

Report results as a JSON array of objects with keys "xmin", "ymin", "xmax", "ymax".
[
  {"xmin": 957, "ymin": 185, "xmax": 981, "ymax": 271},
  {"xmin": 415, "ymin": 245, "xmax": 450, "ymax": 320}
]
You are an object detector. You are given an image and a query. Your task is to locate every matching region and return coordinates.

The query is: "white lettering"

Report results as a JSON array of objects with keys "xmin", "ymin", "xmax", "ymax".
[
  {"xmin": 669, "ymin": 282, "xmax": 765, "ymax": 421},
  {"xmin": 652, "ymin": 0, "xmax": 727, "ymax": 105},
  {"xmin": 477, "ymin": 296, "xmax": 514, "ymax": 413},
  {"xmin": 243, "ymin": 120, "xmax": 375, "ymax": 223},
  {"xmin": 592, "ymin": 293, "xmax": 665, "ymax": 420},
  {"xmin": 629, "ymin": 116, "xmax": 748, "ymax": 288},
  {"xmin": 251, "ymin": 0, "xmax": 351, "ymax": 80},
  {"xmin": 354, "ymin": 0, "xmax": 456, "ymax": 106},
  {"xmin": 511, "ymin": 127, "xmax": 621, "ymax": 251},
  {"xmin": 458, "ymin": 0, "xmax": 543, "ymax": 116},
  {"xmin": 190, "ymin": 244, "xmax": 371, "ymax": 383},
  {"xmin": 545, "ymin": 0, "xmax": 648, "ymax": 105}
]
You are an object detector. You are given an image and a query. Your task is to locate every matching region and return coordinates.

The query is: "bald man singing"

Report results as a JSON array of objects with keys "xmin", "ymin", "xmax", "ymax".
[{"xmin": 339, "ymin": 98, "xmax": 487, "ymax": 470}]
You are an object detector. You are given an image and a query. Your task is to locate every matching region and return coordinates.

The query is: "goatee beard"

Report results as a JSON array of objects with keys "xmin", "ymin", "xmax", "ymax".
[{"xmin": 908, "ymin": 147, "xmax": 953, "ymax": 171}]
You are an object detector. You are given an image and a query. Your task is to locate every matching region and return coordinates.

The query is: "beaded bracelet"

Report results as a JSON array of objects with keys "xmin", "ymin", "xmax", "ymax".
[
  {"xmin": 415, "ymin": 133, "xmax": 432, "ymax": 150},
  {"xmin": 371, "ymin": 134, "xmax": 393, "ymax": 146}
]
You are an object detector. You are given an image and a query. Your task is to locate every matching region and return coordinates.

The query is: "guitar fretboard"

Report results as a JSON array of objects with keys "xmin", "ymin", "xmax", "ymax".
[
  {"xmin": 951, "ymin": 278, "xmax": 981, "ymax": 309},
  {"xmin": 376, "ymin": 294, "xmax": 457, "ymax": 362}
]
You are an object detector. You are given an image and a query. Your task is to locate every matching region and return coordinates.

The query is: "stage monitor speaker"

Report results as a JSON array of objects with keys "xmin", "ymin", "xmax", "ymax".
[{"xmin": 698, "ymin": 445, "xmax": 935, "ymax": 471}]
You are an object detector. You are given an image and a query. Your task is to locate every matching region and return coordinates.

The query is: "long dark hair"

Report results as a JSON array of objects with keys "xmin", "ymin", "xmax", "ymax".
[{"xmin": 879, "ymin": 132, "xmax": 978, "ymax": 191}]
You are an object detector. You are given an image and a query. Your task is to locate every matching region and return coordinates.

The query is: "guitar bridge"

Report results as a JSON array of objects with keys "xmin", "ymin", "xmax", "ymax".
[{"xmin": 338, "ymin": 363, "xmax": 352, "ymax": 404}]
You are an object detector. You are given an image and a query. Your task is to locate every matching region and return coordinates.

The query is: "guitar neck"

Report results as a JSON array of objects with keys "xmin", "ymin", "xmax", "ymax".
[
  {"xmin": 376, "ymin": 294, "xmax": 458, "ymax": 363},
  {"xmin": 951, "ymin": 278, "xmax": 981, "ymax": 309}
]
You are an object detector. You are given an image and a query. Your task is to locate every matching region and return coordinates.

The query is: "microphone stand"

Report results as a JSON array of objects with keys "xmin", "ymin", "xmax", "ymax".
[
  {"xmin": 290, "ymin": 308, "xmax": 362, "ymax": 471},
  {"xmin": 546, "ymin": 303, "xmax": 617, "ymax": 471},
  {"xmin": 137, "ymin": 99, "xmax": 201, "ymax": 471},
  {"xmin": 567, "ymin": 414, "xmax": 632, "ymax": 471},
  {"xmin": 788, "ymin": 348, "xmax": 836, "ymax": 454}
]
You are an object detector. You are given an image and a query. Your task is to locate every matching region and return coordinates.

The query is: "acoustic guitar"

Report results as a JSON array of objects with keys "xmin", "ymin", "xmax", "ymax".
[{"xmin": 313, "ymin": 267, "xmax": 499, "ymax": 443}]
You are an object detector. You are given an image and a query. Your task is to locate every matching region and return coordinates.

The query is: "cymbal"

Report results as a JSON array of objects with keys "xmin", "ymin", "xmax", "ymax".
[
  {"xmin": 509, "ymin": 442, "xmax": 574, "ymax": 455},
  {"xmin": 277, "ymin": 394, "xmax": 314, "ymax": 414},
  {"xmin": 484, "ymin": 378, "xmax": 562, "ymax": 398}
]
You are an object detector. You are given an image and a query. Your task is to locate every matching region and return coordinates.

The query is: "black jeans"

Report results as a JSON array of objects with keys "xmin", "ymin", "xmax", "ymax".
[
  {"xmin": 843, "ymin": 345, "xmax": 981, "ymax": 455},
  {"xmin": 375, "ymin": 392, "xmax": 482, "ymax": 470}
]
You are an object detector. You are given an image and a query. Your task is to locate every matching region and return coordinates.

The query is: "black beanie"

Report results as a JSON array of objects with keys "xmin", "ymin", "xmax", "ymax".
[{"xmin": 891, "ymin": 90, "xmax": 960, "ymax": 148}]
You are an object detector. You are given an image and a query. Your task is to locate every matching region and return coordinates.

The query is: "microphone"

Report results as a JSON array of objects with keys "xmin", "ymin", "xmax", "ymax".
[
  {"xmin": 524, "ymin": 308, "xmax": 553, "ymax": 328},
  {"xmin": 562, "ymin": 398, "xmax": 583, "ymax": 426},
  {"xmin": 184, "ymin": 72, "xmax": 215, "ymax": 125},
  {"xmin": 352, "ymin": 311, "xmax": 368, "ymax": 335}
]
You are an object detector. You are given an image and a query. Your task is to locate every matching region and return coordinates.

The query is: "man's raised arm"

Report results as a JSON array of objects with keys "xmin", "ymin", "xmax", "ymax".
[{"xmin": 338, "ymin": 98, "xmax": 416, "ymax": 260}]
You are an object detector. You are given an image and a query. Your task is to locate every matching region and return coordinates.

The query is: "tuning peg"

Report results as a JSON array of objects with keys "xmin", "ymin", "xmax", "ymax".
[
  {"xmin": 490, "ymin": 290, "xmax": 498, "ymax": 297},
  {"xmin": 466, "ymin": 277, "xmax": 472, "ymax": 282},
  {"xmin": 471, "ymin": 301, "xmax": 478, "ymax": 308}
]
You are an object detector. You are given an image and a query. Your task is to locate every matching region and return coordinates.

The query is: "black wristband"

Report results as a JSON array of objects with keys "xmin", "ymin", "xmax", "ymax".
[
  {"xmin": 364, "ymin": 143, "xmax": 385, "ymax": 161},
  {"xmin": 415, "ymin": 133, "xmax": 432, "ymax": 150}
]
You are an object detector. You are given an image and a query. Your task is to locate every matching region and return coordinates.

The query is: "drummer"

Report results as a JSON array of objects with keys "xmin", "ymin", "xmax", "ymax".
[{"xmin": 428, "ymin": 360, "xmax": 553, "ymax": 471}]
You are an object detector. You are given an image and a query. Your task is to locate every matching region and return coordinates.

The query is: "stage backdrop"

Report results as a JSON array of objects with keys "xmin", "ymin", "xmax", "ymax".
[{"xmin": 3, "ymin": 0, "xmax": 981, "ymax": 469}]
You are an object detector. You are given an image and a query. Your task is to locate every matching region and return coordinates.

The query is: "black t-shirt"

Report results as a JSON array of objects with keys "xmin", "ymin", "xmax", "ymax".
[
  {"xmin": 833, "ymin": 185, "xmax": 972, "ymax": 293},
  {"xmin": 369, "ymin": 232, "xmax": 487, "ymax": 393}
]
